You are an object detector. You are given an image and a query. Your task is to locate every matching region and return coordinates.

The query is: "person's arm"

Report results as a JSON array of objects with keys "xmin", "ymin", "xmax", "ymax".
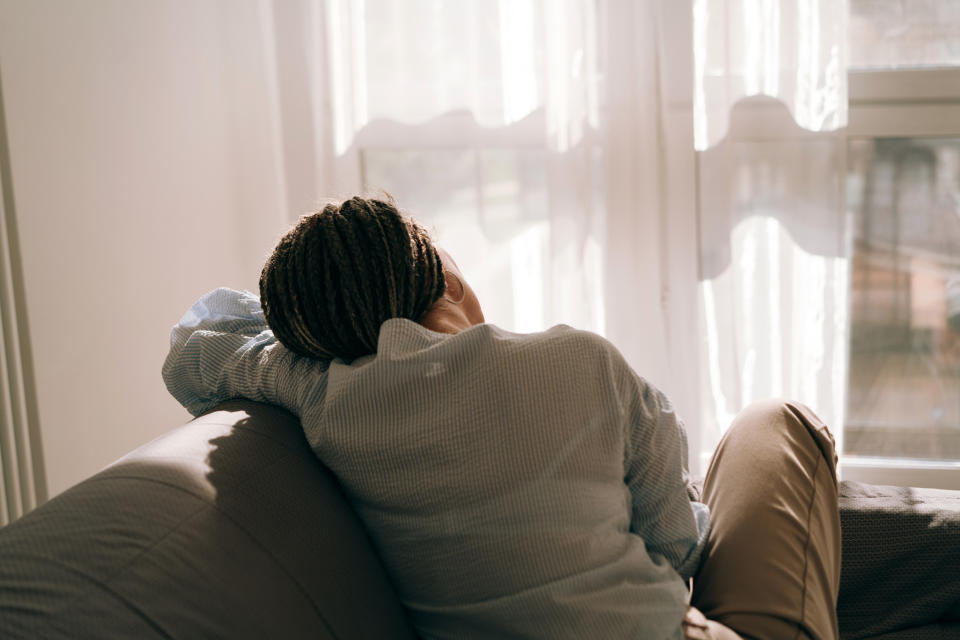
[
  {"xmin": 162, "ymin": 288, "xmax": 328, "ymax": 417},
  {"xmin": 615, "ymin": 358, "xmax": 710, "ymax": 581}
]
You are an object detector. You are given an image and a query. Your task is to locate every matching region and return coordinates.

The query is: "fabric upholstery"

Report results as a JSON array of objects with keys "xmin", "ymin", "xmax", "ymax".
[
  {"xmin": 837, "ymin": 481, "xmax": 960, "ymax": 639},
  {"xmin": 0, "ymin": 401, "xmax": 416, "ymax": 640}
]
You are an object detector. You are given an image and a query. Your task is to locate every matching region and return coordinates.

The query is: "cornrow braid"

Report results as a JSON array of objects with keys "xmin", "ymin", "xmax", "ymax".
[{"xmin": 259, "ymin": 196, "xmax": 446, "ymax": 362}]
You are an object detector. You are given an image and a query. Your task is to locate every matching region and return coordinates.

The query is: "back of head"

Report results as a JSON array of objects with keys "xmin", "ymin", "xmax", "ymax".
[{"xmin": 259, "ymin": 196, "xmax": 445, "ymax": 361}]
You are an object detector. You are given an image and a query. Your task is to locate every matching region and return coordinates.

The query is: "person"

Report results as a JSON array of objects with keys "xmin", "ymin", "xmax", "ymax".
[{"xmin": 163, "ymin": 196, "xmax": 841, "ymax": 639}]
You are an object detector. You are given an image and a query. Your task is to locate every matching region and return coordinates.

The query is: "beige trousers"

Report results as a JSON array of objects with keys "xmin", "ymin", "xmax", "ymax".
[{"xmin": 688, "ymin": 400, "xmax": 842, "ymax": 640}]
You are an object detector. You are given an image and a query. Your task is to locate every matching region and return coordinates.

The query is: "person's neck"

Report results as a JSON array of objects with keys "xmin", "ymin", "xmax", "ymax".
[{"xmin": 418, "ymin": 305, "xmax": 474, "ymax": 335}]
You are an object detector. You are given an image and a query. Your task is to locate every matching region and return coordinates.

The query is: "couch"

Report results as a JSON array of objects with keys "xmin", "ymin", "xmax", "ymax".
[
  {"xmin": 0, "ymin": 400, "xmax": 958, "ymax": 639},
  {"xmin": 0, "ymin": 401, "xmax": 416, "ymax": 639}
]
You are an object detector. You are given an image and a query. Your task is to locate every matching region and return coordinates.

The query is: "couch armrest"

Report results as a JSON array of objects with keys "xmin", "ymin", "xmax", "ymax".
[{"xmin": 0, "ymin": 400, "xmax": 417, "ymax": 640}]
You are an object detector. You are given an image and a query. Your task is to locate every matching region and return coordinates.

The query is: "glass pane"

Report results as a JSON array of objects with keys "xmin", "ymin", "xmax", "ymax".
[
  {"xmin": 849, "ymin": 0, "xmax": 960, "ymax": 69},
  {"xmin": 846, "ymin": 137, "xmax": 960, "ymax": 460},
  {"xmin": 361, "ymin": 148, "xmax": 550, "ymax": 332}
]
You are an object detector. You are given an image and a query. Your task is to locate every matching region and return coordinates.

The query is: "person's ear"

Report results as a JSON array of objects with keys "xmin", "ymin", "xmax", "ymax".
[{"xmin": 443, "ymin": 270, "xmax": 466, "ymax": 304}]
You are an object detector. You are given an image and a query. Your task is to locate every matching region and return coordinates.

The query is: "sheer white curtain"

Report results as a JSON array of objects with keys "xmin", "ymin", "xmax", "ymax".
[
  {"xmin": 317, "ymin": 0, "xmax": 606, "ymax": 336},
  {"xmin": 693, "ymin": 0, "xmax": 850, "ymax": 465},
  {"xmin": 693, "ymin": 0, "xmax": 847, "ymax": 151}
]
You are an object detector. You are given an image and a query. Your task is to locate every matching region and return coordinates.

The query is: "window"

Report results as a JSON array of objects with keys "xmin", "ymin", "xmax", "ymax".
[
  {"xmin": 841, "ymin": 0, "xmax": 960, "ymax": 487},
  {"xmin": 846, "ymin": 137, "xmax": 960, "ymax": 461}
]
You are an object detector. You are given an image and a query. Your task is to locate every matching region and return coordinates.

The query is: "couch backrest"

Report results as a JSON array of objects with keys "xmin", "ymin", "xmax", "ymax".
[{"xmin": 0, "ymin": 400, "xmax": 417, "ymax": 639}]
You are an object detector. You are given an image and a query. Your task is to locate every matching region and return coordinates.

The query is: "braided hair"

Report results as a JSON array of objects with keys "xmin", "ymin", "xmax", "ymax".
[{"xmin": 259, "ymin": 196, "xmax": 446, "ymax": 361}]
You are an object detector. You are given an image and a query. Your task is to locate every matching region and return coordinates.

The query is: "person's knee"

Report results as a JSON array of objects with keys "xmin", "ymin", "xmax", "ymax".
[
  {"xmin": 727, "ymin": 399, "xmax": 804, "ymax": 438},
  {"xmin": 727, "ymin": 399, "xmax": 837, "ymax": 474},
  {"xmin": 731, "ymin": 399, "xmax": 827, "ymax": 434}
]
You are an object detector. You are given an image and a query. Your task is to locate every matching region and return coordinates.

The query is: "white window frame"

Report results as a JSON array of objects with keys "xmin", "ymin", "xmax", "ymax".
[{"xmin": 839, "ymin": 66, "xmax": 960, "ymax": 490}]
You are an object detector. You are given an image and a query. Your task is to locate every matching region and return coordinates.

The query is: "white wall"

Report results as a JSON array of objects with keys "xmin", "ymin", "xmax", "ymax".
[{"xmin": 0, "ymin": 0, "xmax": 295, "ymax": 497}]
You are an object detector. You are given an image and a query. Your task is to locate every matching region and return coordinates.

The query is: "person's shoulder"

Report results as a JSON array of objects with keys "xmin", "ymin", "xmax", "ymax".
[
  {"xmin": 471, "ymin": 323, "xmax": 622, "ymax": 364},
  {"xmin": 535, "ymin": 324, "xmax": 615, "ymax": 350}
]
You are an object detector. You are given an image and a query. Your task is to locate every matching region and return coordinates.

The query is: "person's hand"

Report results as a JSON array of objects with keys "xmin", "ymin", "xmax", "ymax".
[{"xmin": 683, "ymin": 606, "xmax": 744, "ymax": 640}]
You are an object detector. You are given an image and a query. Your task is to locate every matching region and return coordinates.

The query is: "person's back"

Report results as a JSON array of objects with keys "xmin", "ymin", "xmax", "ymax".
[{"xmin": 309, "ymin": 318, "xmax": 703, "ymax": 638}]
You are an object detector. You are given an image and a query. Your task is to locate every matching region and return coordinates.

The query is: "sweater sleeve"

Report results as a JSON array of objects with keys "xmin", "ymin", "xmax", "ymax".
[
  {"xmin": 615, "ymin": 358, "xmax": 710, "ymax": 581},
  {"xmin": 161, "ymin": 288, "xmax": 328, "ymax": 417}
]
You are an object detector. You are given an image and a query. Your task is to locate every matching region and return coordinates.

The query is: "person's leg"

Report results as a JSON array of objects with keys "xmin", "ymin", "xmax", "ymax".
[{"xmin": 692, "ymin": 400, "xmax": 842, "ymax": 640}]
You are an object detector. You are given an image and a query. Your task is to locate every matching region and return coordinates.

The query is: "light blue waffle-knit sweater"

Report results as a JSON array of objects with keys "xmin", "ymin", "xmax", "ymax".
[{"xmin": 162, "ymin": 288, "xmax": 710, "ymax": 640}]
